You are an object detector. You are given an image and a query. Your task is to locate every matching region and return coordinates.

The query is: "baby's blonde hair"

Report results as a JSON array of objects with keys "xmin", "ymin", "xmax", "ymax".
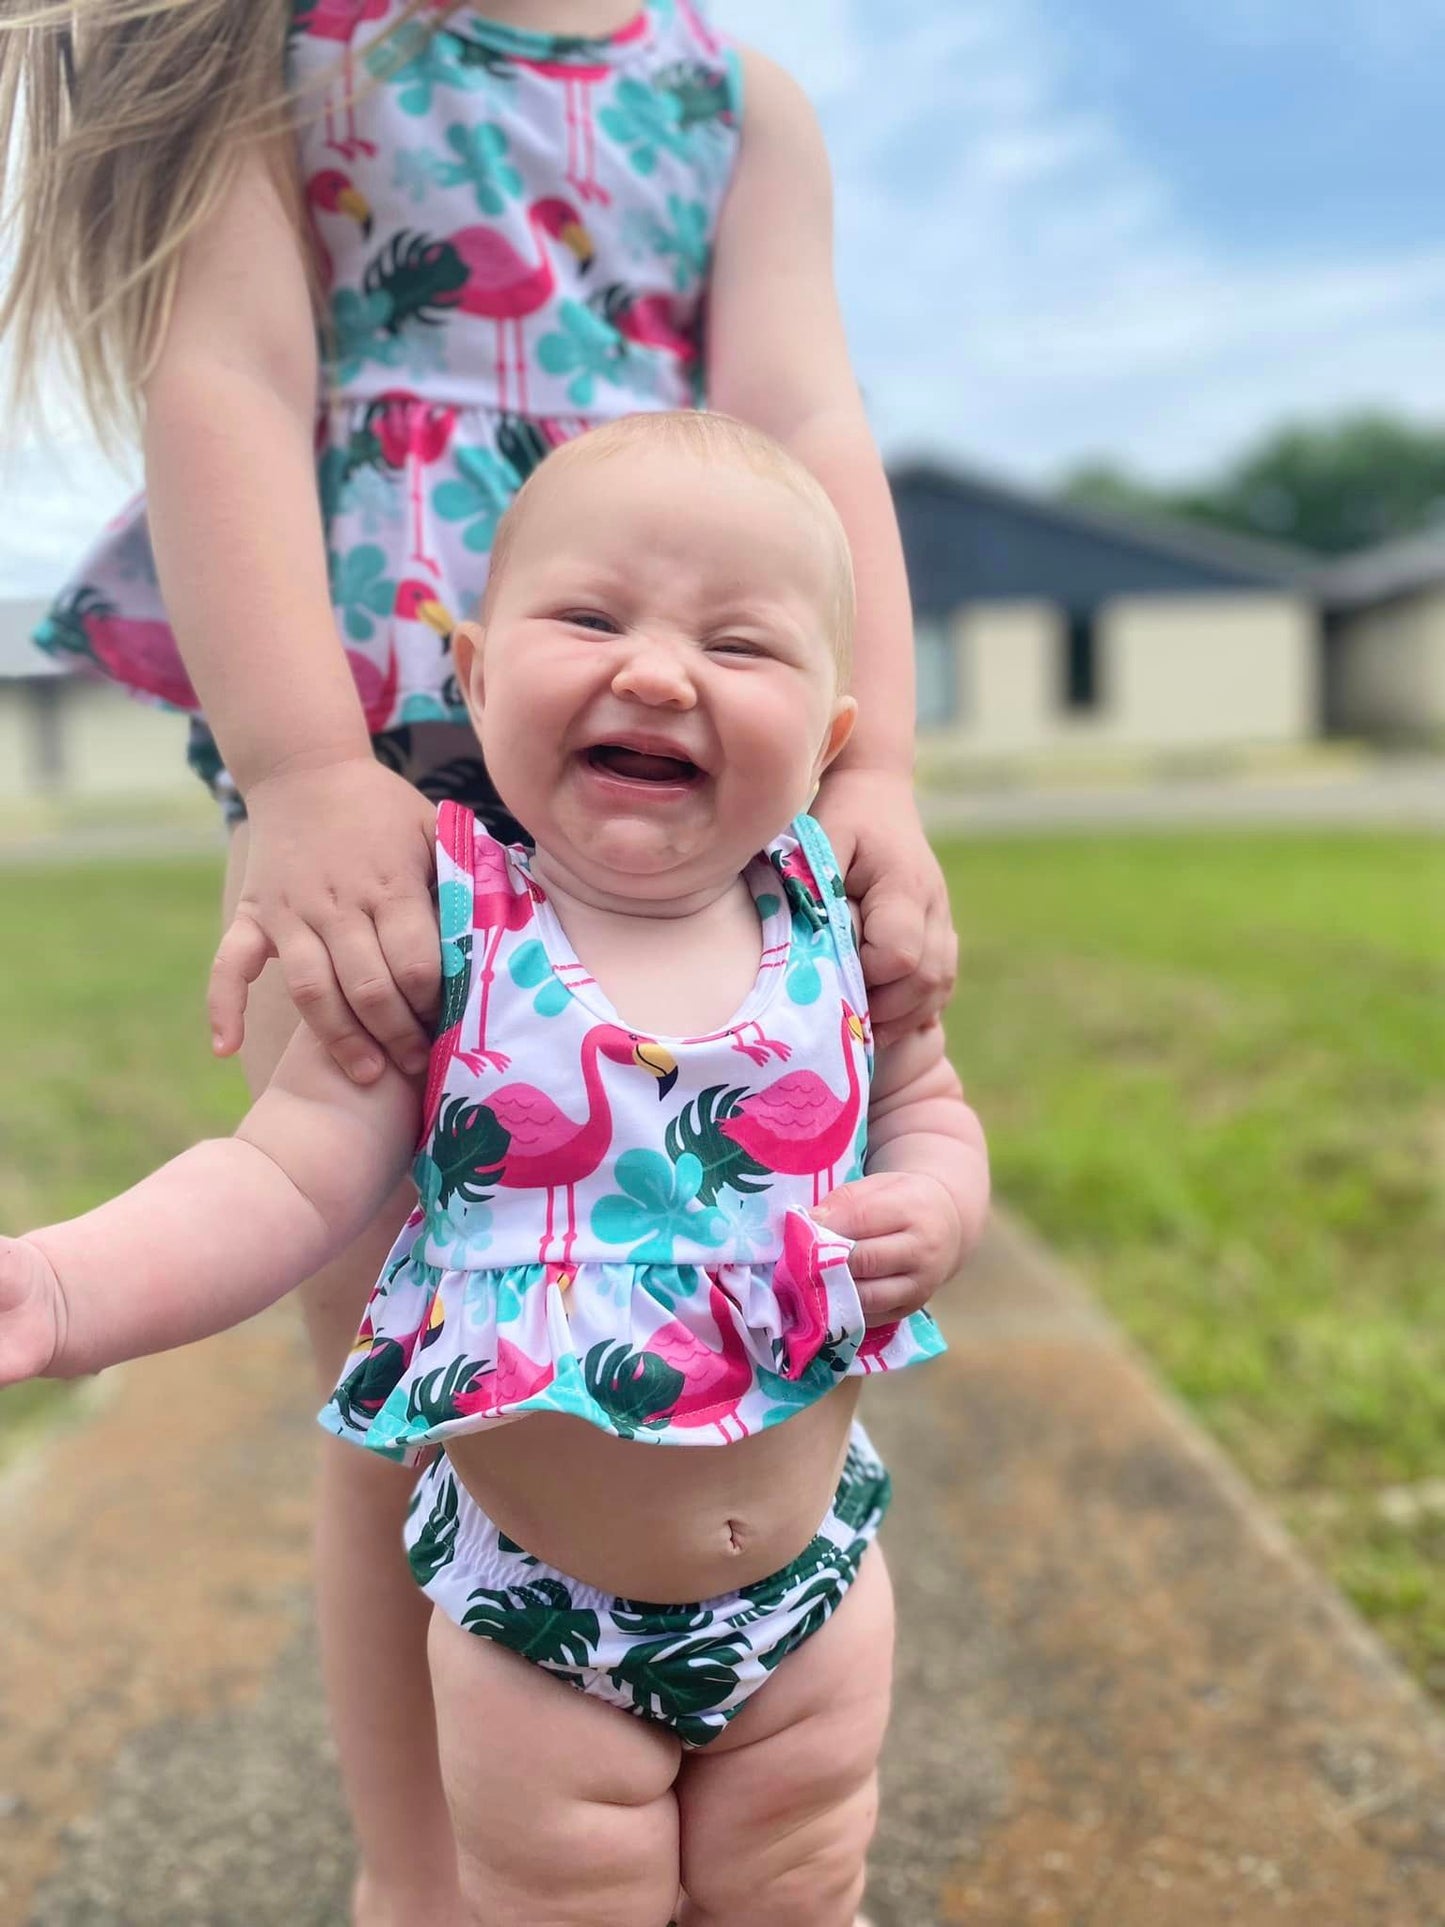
[{"xmin": 484, "ymin": 411, "xmax": 857, "ymax": 681}]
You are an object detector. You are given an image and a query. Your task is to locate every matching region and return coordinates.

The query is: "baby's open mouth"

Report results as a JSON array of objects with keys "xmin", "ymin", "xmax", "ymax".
[{"xmin": 586, "ymin": 745, "xmax": 701, "ymax": 785}]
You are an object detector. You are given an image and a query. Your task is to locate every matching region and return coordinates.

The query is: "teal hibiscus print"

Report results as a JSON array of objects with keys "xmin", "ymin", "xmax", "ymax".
[
  {"xmin": 591, "ymin": 1151, "xmax": 727, "ymax": 1261},
  {"xmin": 433, "ymin": 445, "xmax": 518, "ymax": 553},
  {"xmin": 784, "ymin": 922, "xmax": 828, "ymax": 1006},
  {"xmin": 651, "ymin": 195, "xmax": 710, "ymax": 291},
  {"xmin": 370, "ymin": 22, "xmax": 499, "ymax": 116},
  {"xmin": 710, "ymin": 1190, "xmax": 773, "ymax": 1261},
  {"xmin": 394, "ymin": 122, "xmax": 522, "ymax": 215},
  {"xmin": 599, "ymin": 75, "xmax": 690, "ymax": 174},
  {"xmin": 536, "ymin": 300, "xmax": 643, "ymax": 407},
  {"xmin": 329, "ymin": 543, "xmax": 396, "ymax": 641},
  {"xmin": 507, "ymin": 939, "xmax": 571, "ymax": 1018},
  {"xmin": 329, "ymin": 287, "xmax": 406, "ymax": 384}
]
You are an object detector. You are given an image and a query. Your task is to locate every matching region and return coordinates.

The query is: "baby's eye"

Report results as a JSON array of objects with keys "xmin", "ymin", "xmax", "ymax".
[
  {"xmin": 708, "ymin": 637, "xmax": 766, "ymax": 658},
  {"xmin": 562, "ymin": 610, "xmax": 620, "ymax": 634}
]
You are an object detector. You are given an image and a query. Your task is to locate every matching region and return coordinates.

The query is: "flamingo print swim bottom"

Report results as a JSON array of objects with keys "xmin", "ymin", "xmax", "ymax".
[{"xmin": 403, "ymin": 1423, "xmax": 892, "ymax": 1747}]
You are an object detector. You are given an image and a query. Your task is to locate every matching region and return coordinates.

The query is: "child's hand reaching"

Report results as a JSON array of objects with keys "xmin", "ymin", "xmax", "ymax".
[
  {"xmin": 0, "ymin": 1237, "xmax": 64, "ymax": 1387},
  {"xmin": 815, "ymin": 770, "xmax": 957, "ymax": 1048},
  {"xmin": 209, "ymin": 759, "xmax": 440, "ymax": 1086},
  {"xmin": 813, "ymin": 1172, "xmax": 964, "ymax": 1325}
]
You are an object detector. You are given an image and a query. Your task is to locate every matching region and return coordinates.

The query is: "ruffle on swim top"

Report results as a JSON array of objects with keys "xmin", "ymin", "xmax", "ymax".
[{"xmin": 319, "ymin": 1204, "xmax": 945, "ymax": 1463}]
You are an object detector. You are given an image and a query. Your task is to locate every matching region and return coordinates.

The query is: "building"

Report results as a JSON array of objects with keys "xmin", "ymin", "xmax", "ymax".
[
  {"xmin": 1316, "ymin": 530, "xmax": 1445, "ymax": 742},
  {"xmin": 892, "ymin": 465, "xmax": 1322, "ymax": 764}
]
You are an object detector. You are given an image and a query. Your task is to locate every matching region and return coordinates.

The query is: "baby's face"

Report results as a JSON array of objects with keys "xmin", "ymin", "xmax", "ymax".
[{"xmin": 454, "ymin": 444, "xmax": 855, "ymax": 899}]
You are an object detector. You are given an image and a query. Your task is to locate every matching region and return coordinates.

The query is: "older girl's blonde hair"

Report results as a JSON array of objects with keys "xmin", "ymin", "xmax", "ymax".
[{"xmin": 0, "ymin": 0, "xmax": 454, "ymax": 448}]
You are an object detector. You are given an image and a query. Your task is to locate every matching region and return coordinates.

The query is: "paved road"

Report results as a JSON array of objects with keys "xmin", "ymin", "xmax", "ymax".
[
  {"xmin": 6, "ymin": 1215, "xmax": 1445, "ymax": 1924},
  {"xmin": 922, "ymin": 757, "xmax": 1445, "ymax": 834}
]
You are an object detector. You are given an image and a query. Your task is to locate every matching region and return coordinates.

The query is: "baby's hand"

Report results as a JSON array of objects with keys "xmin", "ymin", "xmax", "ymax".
[
  {"xmin": 813, "ymin": 1171, "xmax": 963, "ymax": 1325},
  {"xmin": 210, "ymin": 758, "xmax": 440, "ymax": 1085},
  {"xmin": 813, "ymin": 770, "xmax": 957, "ymax": 1046},
  {"xmin": 0, "ymin": 1237, "xmax": 64, "ymax": 1386}
]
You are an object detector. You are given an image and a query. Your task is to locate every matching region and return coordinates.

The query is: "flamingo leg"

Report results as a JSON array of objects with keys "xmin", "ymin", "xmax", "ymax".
[
  {"xmin": 346, "ymin": 47, "xmax": 377, "ymax": 158},
  {"xmin": 541, "ymin": 1187, "xmax": 555, "ymax": 1266},
  {"xmin": 495, "ymin": 320, "xmax": 509, "ymax": 413},
  {"xmin": 583, "ymin": 83, "xmax": 610, "ymax": 205},
  {"xmin": 514, "ymin": 319, "xmax": 529, "ymax": 415},
  {"xmin": 561, "ymin": 1184, "xmax": 577, "ymax": 1268}
]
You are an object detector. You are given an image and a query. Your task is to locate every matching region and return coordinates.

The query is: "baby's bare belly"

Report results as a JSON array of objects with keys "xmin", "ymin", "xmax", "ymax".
[{"xmin": 445, "ymin": 1382, "xmax": 862, "ymax": 1601}]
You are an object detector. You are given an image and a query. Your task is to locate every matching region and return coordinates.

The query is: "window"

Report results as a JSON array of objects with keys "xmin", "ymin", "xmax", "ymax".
[
  {"xmin": 914, "ymin": 615, "xmax": 958, "ymax": 728},
  {"xmin": 1061, "ymin": 608, "xmax": 1102, "ymax": 712}
]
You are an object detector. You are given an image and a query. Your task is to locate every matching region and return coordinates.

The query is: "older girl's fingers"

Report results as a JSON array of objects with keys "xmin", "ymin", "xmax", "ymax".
[
  {"xmin": 374, "ymin": 893, "xmax": 443, "ymax": 1031},
  {"xmin": 857, "ymin": 885, "xmax": 925, "ymax": 988},
  {"xmin": 208, "ymin": 911, "xmax": 275, "ymax": 1057},
  {"xmin": 277, "ymin": 923, "xmax": 386, "ymax": 1084},
  {"xmin": 325, "ymin": 916, "xmax": 433, "ymax": 1075}
]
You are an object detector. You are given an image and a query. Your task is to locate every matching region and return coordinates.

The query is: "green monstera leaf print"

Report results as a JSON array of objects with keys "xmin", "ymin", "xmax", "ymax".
[
  {"xmin": 407, "ymin": 1474, "xmax": 461, "ymax": 1586},
  {"xmin": 462, "ymin": 1576, "xmax": 602, "ymax": 1669},
  {"xmin": 583, "ymin": 1340, "xmax": 686, "ymax": 1439},
  {"xmin": 405, "ymin": 1352, "xmax": 491, "ymax": 1430},
  {"xmin": 590, "ymin": 1150, "xmax": 726, "ymax": 1260},
  {"xmin": 606, "ymin": 1630, "xmax": 748, "ymax": 1727},
  {"xmin": 431, "ymin": 1096, "xmax": 510, "ymax": 1208},
  {"xmin": 328, "ymin": 543, "xmax": 396, "ymax": 641},
  {"xmin": 331, "ymin": 1336, "xmax": 410, "ymax": 1427},
  {"xmin": 664, "ymin": 1086, "xmax": 771, "ymax": 1207}
]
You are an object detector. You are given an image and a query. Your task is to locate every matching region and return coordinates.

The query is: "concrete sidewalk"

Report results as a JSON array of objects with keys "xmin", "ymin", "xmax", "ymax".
[{"xmin": 4, "ymin": 1215, "xmax": 1445, "ymax": 1925}]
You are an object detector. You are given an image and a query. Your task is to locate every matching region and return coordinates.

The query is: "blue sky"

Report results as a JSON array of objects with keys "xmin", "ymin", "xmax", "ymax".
[
  {"xmin": 720, "ymin": 0, "xmax": 1445, "ymax": 478},
  {"xmin": 5, "ymin": 0, "xmax": 1444, "ymax": 593}
]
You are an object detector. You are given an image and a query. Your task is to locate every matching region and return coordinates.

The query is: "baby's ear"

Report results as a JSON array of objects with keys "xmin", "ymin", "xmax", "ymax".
[
  {"xmin": 817, "ymin": 694, "xmax": 858, "ymax": 778},
  {"xmin": 451, "ymin": 621, "xmax": 485, "ymax": 711}
]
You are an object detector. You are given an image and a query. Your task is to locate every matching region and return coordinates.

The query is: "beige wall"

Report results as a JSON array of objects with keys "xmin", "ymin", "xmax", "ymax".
[
  {"xmin": 1330, "ymin": 590, "xmax": 1445, "ymax": 734},
  {"xmin": 0, "ymin": 681, "xmax": 195, "ymax": 803},
  {"xmin": 933, "ymin": 592, "xmax": 1317, "ymax": 758}
]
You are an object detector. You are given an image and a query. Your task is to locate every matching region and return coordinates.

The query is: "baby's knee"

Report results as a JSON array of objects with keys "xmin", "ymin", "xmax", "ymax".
[
  {"xmin": 683, "ymin": 1773, "xmax": 878, "ymax": 1927},
  {"xmin": 455, "ymin": 1790, "xmax": 679, "ymax": 1927}
]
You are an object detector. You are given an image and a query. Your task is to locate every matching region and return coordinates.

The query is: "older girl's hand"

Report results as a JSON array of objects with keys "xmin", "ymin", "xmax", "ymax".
[
  {"xmin": 815, "ymin": 769, "xmax": 957, "ymax": 1046},
  {"xmin": 209, "ymin": 758, "xmax": 440, "ymax": 1084}
]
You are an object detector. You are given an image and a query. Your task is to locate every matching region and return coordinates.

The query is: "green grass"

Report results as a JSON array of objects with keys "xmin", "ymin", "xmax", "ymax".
[
  {"xmin": 3, "ymin": 836, "xmax": 1444, "ymax": 1690},
  {"xmin": 0, "ymin": 856, "xmax": 245, "ymax": 1460},
  {"xmin": 937, "ymin": 831, "xmax": 1445, "ymax": 1686}
]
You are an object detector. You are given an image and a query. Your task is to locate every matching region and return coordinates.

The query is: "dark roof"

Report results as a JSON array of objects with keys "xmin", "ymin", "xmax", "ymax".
[
  {"xmin": 1312, "ymin": 526, "xmax": 1445, "ymax": 612},
  {"xmin": 889, "ymin": 461, "xmax": 1318, "ymax": 616}
]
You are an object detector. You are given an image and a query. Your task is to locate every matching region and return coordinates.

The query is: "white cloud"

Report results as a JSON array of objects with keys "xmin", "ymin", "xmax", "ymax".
[{"xmin": 714, "ymin": 0, "xmax": 1445, "ymax": 483}]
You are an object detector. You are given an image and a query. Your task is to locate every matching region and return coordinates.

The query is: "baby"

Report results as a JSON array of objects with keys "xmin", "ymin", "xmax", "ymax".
[{"xmin": 0, "ymin": 413, "xmax": 988, "ymax": 1927}]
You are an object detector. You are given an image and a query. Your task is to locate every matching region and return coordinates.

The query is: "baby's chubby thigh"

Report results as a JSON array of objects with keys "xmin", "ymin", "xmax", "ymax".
[
  {"xmin": 676, "ymin": 1545, "xmax": 895, "ymax": 1927},
  {"xmin": 427, "ymin": 1608, "xmax": 684, "ymax": 1927}
]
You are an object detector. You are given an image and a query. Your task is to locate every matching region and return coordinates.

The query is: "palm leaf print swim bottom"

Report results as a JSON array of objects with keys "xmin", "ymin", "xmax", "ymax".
[{"xmin": 404, "ymin": 1422, "xmax": 892, "ymax": 1746}]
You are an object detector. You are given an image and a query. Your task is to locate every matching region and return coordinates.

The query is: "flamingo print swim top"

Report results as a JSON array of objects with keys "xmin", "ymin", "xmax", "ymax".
[
  {"xmin": 33, "ymin": 0, "xmax": 742, "ymax": 732},
  {"xmin": 321, "ymin": 804, "xmax": 946, "ymax": 1461}
]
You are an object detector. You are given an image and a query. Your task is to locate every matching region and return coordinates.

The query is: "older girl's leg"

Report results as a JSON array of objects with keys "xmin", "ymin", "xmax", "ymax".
[
  {"xmin": 428, "ymin": 1609, "xmax": 683, "ymax": 1926},
  {"xmin": 223, "ymin": 827, "xmax": 462, "ymax": 1927},
  {"xmin": 676, "ymin": 1546, "xmax": 894, "ymax": 1927}
]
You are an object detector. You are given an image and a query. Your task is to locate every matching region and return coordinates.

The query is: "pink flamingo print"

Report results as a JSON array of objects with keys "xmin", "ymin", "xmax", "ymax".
[
  {"xmin": 720, "ymin": 1004, "xmax": 868, "ymax": 1205},
  {"xmin": 367, "ymin": 396, "xmax": 457, "ymax": 577},
  {"xmin": 443, "ymin": 200, "xmax": 594, "ymax": 412},
  {"xmin": 611, "ymin": 290, "xmax": 698, "ymax": 367},
  {"xmin": 677, "ymin": 0, "xmax": 722, "ymax": 57},
  {"xmin": 453, "ymin": 1331, "xmax": 555, "ymax": 1419},
  {"xmin": 646, "ymin": 1279, "xmax": 755, "ymax": 1440},
  {"xmin": 82, "ymin": 603, "xmax": 198, "ymax": 709},
  {"xmin": 507, "ymin": 25, "xmax": 648, "ymax": 208},
  {"xmin": 456, "ymin": 838, "xmax": 542, "ymax": 1076},
  {"xmin": 730, "ymin": 1020, "xmax": 792, "ymax": 1070},
  {"xmin": 346, "ymin": 641, "xmax": 398, "ymax": 733},
  {"xmin": 296, "ymin": 0, "xmax": 389, "ymax": 159},
  {"xmin": 305, "ymin": 167, "xmax": 372, "ymax": 283},
  {"xmin": 488, "ymin": 1024, "xmax": 679, "ymax": 1264},
  {"xmin": 395, "ymin": 578, "xmax": 455, "ymax": 637}
]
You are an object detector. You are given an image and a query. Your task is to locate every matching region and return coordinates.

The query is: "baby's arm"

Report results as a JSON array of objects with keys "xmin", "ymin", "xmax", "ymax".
[
  {"xmin": 0, "ymin": 1036, "xmax": 418, "ymax": 1385},
  {"xmin": 814, "ymin": 1024, "xmax": 989, "ymax": 1322},
  {"xmin": 707, "ymin": 49, "xmax": 956, "ymax": 1042}
]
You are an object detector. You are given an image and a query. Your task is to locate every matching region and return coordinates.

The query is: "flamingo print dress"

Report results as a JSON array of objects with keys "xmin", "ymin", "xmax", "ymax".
[
  {"xmin": 32, "ymin": 0, "xmax": 743, "ymax": 743},
  {"xmin": 321, "ymin": 803, "xmax": 945, "ymax": 1462}
]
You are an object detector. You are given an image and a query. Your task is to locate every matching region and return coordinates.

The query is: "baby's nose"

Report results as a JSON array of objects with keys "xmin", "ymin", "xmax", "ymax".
[{"xmin": 612, "ymin": 641, "xmax": 697, "ymax": 706}]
